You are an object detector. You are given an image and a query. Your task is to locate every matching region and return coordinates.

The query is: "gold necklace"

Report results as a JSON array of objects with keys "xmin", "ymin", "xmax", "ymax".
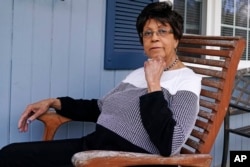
[{"xmin": 164, "ymin": 57, "xmax": 179, "ymax": 71}]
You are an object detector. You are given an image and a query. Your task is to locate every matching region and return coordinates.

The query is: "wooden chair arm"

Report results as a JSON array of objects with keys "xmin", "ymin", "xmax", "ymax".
[
  {"xmin": 72, "ymin": 150, "xmax": 212, "ymax": 167},
  {"xmin": 37, "ymin": 110, "xmax": 72, "ymax": 140}
]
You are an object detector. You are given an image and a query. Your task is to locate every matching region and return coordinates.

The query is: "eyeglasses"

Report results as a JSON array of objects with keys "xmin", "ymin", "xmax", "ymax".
[{"xmin": 141, "ymin": 29, "xmax": 173, "ymax": 38}]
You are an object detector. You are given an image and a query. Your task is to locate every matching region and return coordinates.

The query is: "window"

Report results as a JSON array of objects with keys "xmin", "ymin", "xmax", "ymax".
[
  {"xmin": 173, "ymin": 0, "xmax": 202, "ymax": 35},
  {"xmin": 221, "ymin": 0, "xmax": 249, "ymax": 60},
  {"xmin": 104, "ymin": 0, "xmax": 203, "ymax": 70}
]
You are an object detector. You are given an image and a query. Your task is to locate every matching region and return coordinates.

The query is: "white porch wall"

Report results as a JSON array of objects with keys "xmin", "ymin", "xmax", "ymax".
[
  {"xmin": 0, "ymin": 0, "xmax": 131, "ymax": 147},
  {"xmin": 0, "ymin": 0, "xmax": 249, "ymax": 167}
]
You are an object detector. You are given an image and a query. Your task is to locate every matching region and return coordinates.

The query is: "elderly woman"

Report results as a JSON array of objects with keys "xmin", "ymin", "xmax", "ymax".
[{"xmin": 0, "ymin": 1, "xmax": 201, "ymax": 167}]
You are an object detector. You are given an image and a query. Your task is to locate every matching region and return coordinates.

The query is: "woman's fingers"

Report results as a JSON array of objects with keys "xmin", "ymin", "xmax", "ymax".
[
  {"xmin": 18, "ymin": 106, "xmax": 34, "ymax": 132},
  {"xmin": 17, "ymin": 99, "xmax": 59, "ymax": 132}
]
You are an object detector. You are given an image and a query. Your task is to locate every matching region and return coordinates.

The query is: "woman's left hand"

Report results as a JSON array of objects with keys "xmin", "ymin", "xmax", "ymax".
[{"xmin": 144, "ymin": 57, "xmax": 166, "ymax": 92}]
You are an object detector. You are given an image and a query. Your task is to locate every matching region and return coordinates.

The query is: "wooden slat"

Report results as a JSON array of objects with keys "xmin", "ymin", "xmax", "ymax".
[
  {"xmin": 200, "ymin": 99, "xmax": 218, "ymax": 111},
  {"xmin": 180, "ymin": 35, "xmax": 240, "ymax": 47},
  {"xmin": 190, "ymin": 129, "xmax": 208, "ymax": 142},
  {"xmin": 181, "ymin": 147, "xmax": 195, "ymax": 154},
  {"xmin": 179, "ymin": 56, "xmax": 229, "ymax": 68},
  {"xmin": 198, "ymin": 110, "xmax": 215, "ymax": 121},
  {"xmin": 200, "ymin": 89, "xmax": 221, "ymax": 101},
  {"xmin": 185, "ymin": 138, "xmax": 200, "ymax": 151},
  {"xmin": 195, "ymin": 119, "xmax": 212, "ymax": 132},
  {"xmin": 178, "ymin": 47, "xmax": 232, "ymax": 58},
  {"xmin": 202, "ymin": 79, "xmax": 224, "ymax": 89},
  {"xmin": 189, "ymin": 66, "xmax": 226, "ymax": 78}
]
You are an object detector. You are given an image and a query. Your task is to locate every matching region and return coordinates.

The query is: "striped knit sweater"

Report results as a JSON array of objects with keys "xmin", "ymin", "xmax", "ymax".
[{"xmin": 57, "ymin": 67, "xmax": 201, "ymax": 156}]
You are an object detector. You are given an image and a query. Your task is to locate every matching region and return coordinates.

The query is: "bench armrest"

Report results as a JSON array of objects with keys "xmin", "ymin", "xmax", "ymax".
[
  {"xmin": 72, "ymin": 150, "xmax": 212, "ymax": 167},
  {"xmin": 37, "ymin": 111, "xmax": 72, "ymax": 140}
]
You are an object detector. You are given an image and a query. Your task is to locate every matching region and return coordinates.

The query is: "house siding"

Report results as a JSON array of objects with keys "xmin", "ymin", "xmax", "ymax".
[
  {"xmin": 1, "ymin": 0, "xmax": 249, "ymax": 167},
  {"xmin": 0, "ymin": 0, "xmax": 131, "ymax": 145}
]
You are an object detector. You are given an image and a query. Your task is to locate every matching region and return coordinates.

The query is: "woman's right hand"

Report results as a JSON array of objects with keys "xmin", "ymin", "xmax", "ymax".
[
  {"xmin": 18, "ymin": 98, "xmax": 61, "ymax": 132},
  {"xmin": 144, "ymin": 57, "xmax": 166, "ymax": 93}
]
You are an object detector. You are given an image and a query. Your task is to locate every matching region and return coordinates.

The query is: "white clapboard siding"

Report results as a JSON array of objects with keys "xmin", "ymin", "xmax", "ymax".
[
  {"xmin": 0, "ymin": 0, "xmax": 13, "ymax": 147},
  {"xmin": 0, "ymin": 0, "xmax": 131, "ymax": 145}
]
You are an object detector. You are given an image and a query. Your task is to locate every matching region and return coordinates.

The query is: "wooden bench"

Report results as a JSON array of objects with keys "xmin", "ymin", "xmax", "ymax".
[
  {"xmin": 221, "ymin": 67, "xmax": 250, "ymax": 167},
  {"xmin": 38, "ymin": 35, "xmax": 246, "ymax": 167}
]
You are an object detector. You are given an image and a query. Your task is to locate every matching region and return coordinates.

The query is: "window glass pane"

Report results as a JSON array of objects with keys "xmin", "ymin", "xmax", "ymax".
[
  {"xmin": 221, "ymin": 0, "xmax": 234, "ymax": 25},
  {"xmin": 235, "ymin": 29, "xmax": 247, "ymax": 60},
  {"xmin": 221, "ymin": 27, "xmax": 233, "ymax": 36},
  {"xmin": 173, "ymin": 0, "xmax": 185, "ymax": 18},
  {"xmin": 236, "ymin": 0, "xmax": 248, "ymax": 27},
  {"xmin": 221, "ymin": 0, "xmax": 249, "ymax": 61},
  {"xmin": 174, "ymin": 0, "xmax": 202, "ymax": 34},
  {"xmin": 174, "ymin": 0, "xmax": 202, "ymax": 59},
  {"xmin": 186, "ymin": 0, "xmax": 201, "ymax": 34}
]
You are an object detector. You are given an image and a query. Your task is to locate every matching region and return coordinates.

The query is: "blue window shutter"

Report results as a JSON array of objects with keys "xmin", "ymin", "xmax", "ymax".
[{"xmin": 104, "ymin": 0, "xmax": 157, "ymax": 70}]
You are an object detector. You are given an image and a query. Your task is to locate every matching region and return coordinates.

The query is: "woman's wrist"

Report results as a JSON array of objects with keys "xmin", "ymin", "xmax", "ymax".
[
  {"xmin": 49, "ymin": 98, "xmax": 61, "ymax": 110},
  {"xmin": 147, "ymin": 83, "xmax": 161, "ymax": 93}
]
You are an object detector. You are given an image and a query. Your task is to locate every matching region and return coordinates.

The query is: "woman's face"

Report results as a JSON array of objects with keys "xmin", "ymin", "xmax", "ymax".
[{"xmin": 142, "ymin": 19, "xmax": 179, "ymax": 62}]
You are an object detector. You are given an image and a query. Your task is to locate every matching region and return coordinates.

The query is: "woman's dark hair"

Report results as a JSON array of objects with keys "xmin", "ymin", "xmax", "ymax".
[{"xmin": 136, "ymin": 1, "xmax": 183, "ymax": 44}]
